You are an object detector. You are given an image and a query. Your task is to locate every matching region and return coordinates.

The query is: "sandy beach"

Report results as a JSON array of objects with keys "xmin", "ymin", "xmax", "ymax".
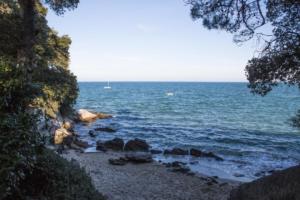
[{"xmin": 62, "ymin": 150, "xmax": 239, "ymax": 200}]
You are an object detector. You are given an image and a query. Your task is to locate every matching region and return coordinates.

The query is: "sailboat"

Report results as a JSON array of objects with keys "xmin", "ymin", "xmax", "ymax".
[{"xmin": 104, "ymin": 81, "xmax": 111, "ymax": 89}]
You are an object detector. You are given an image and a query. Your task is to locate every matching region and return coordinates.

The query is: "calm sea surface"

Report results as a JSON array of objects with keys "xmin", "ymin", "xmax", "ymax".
[{"xmin": 75, "ymin": 82, "xmax": 300, "ymax": 181}]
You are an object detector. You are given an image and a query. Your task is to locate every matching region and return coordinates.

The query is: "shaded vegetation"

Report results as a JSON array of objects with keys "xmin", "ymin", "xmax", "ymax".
[
  {"xmin": 14, "ymin": 149, "xmax": 104, "ymax": 200},
  {"xmin": 0, "ymin": 1, "xmax": 103, "ymax": 199}
]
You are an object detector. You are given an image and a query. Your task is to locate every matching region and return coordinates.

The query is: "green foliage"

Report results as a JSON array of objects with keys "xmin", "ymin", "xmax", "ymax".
[
  {"xmin": 188, "ymin": 0, "xmax": 300, "ymax": 127},
  {"xmin": 0, "ymin": 0, "xmax": 78, "ymax": 117},
  {"xmin": 0, "ymin": 1, "xmax": 101, "ymax": 199},
  {"xmin": 5, "ymin": 149, "xmax": 105, "ymax": 200},
  {"xmin": 0, "ymin": 112, "xmax": 43, "ymax": 199},
  {"xmin": 43, "ymin": 0, "xmax": 80, "ymax": 15}
]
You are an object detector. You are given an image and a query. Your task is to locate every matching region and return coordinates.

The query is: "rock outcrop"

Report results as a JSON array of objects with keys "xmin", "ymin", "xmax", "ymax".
[
  {"xmin": 124, "ymin": 138, "xmax": 150, "ymax": 151},
  {"xmin": 102, "ymin": 138, "xmax": 124, "ymax": 151},
  {"xmin": 54, "ymin": 128, "xmax": 72, "ymax": 145},
  {"xmin": 77, "ymin": 109, "xmax": 112, "ymax": 123}
]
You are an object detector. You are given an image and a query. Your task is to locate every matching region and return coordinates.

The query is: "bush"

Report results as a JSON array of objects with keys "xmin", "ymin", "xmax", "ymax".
[
  {"xmin": 0, "ymin": 112, "xmax": 43, "ymax": 199},
  {"xmin": 4, "ymin": 149, "xmax": 105, "ymax": 200}
]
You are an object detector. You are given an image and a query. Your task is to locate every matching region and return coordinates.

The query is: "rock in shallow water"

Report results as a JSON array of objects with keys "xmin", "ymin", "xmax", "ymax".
[
  {"xmin": 96, "ymin": 141, "xmax": 107, "ymax": 152},
  {"xmin": 104, "ymin": 138, "xmax": 124, "ymax": 151},
  {"xmin": 164, "ymin": 148, "xmax": 189, "ymax": 155},
  {"xmin": 124, "ymin": 138, "xmax": 150, "ymax": 152},
  {"xmin": 190, "ymin": 148, "xmax": 224, "ymax": 161},
  {"xmin": 77, "ymin": 109, "xmax": 112, "ymax": 123}
]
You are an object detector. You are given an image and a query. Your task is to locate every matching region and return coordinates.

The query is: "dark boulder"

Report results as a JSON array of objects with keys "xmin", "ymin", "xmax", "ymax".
[
  {"xmin": 165, "ymin": 161, "xmax": 191, "ymax": 174},
  {"xmin": 62, "ymin": 135, "xmax": 73, "ymax": 146},
  {"xmin": 164, "ymin": 148, "xmax": 189, "ymax": 155},
  {"xmin": 108, "ymin": 158, "xmax": 127, "ymax": 166},
  {"xmin": 73, "ymin": 139, "xmax": 90, "ymax": 148},
  {"xmin": 96, "ymin": 141, "xmax": 107, "ymax": 152},
  {"xmin": 125, "ymin": 152, "xmax": 153, "ymax": 163},
  {"xmin": 190, "ymin": 148, "xmax": 223, "ymax": 161},
  {"xmin": 165, "ymin": 161, "xmax": 187, "ymax": 168},
  {"xmin": 190, "ymin": 148, "xmax": 203, "ymax": 157},
  {"xmin": 171, "ymin": 165, "xmax": 191, "ymax": 174},
  {"xmin": 124, "ymin": 138, "xmax": 150, "ymax": 152},
  {"xmin": 104, "ymin": 138, "xmax": 124, "ymax": 151}
]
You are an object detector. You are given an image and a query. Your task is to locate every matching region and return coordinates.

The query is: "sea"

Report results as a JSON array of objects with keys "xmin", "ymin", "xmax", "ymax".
[{"xmin": 74, "ymin": 82, "xmax": 300, "ymax": 182}]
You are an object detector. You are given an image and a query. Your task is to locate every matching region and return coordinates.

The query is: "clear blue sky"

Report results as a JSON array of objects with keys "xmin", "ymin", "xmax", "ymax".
[{"xmin": 46, "ymin": 0, "xmax": 258, "ymax": 82}]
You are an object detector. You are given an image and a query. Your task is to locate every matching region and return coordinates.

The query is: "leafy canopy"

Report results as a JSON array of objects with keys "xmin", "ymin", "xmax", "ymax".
[{"xmin": 187, "ymin": 0, "xmax": 300, "ymax": 95}]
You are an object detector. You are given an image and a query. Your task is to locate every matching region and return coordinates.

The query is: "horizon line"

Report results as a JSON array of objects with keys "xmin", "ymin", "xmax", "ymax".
[{"xmin": 77, "ymin": 80, "xmax": 248, "ymax": 83}]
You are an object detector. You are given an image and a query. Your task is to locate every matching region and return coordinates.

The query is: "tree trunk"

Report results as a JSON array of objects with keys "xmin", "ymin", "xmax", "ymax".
[{"xmin": 18, "ymin": 0, "xmax": 36, "ymax": 82}]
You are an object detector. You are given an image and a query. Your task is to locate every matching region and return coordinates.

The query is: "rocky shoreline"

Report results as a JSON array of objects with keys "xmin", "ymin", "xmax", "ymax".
[
  {"xmin": 41, "ymin": 109, "xmax": 241, "ymax": 199},
  {"xmin": 62, "ymin": 150, "xmax": 239, "ymax": 200}
]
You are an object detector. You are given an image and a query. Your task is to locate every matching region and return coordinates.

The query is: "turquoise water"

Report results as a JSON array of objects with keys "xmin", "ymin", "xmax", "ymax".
[{"xmin": 75, "ymin": 82, "xmax": 300, "ymax": 181}]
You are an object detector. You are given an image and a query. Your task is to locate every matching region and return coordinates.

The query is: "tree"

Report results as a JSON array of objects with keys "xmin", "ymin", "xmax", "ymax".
[
  {"xmin": 0, "ymin": 1, "xmax": 84, "ymax": 198},
  {"xmin": 187, "ymin": 0, "xmax": 300, "ymax": 93},
  {"xmin": 16, "ymin": 0, "xmax": 79, "ymax": 83},
  {"xmin": 187, "ymin": 0, "xmax": 300, "ymax": 125}
]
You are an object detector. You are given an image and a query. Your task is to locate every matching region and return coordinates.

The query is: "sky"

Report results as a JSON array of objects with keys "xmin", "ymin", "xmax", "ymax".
[{"xmin": 46, "ymin": 0, "xmax": 260, "ymax": 82}]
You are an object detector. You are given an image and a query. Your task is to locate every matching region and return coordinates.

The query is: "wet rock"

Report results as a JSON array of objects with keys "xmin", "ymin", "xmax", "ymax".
[
  {"xmin": 164, "ymin": 148, "xmax": 189, "ymax": 155},
  {"xmin": 109, "ymin": 158, "xmax": 127, "ymax": 166},
  {"xmin": 96, "ymin": 141, "xmax": 107, "ymax": 152},
  {"xmin": 104, "ymin": 138, "xmax": 124, "ymax": 151},
  {"xmin": 171, "ymin": 163, "xmax": 191, "ymax": 174},
  {"xmin": 171, "ymin": 166, "xmax": 190, "ymax": 173},
  {"xmin": 62, "ymin": 135, "xmax": 73, "ymax": 146},
  {"xmin": 190, "ymin": 148, "xmax": 203, "ymax": 157},
  {"xmin": 165, "ymin": 161, "xmax": 190, "ymax": 174},
  {"xmin": 97, "ymin": 112, "xmax": 113, "ymax": 119},
  {"xmin": 73, "ymin": 139, "xmax": 90, "ymax": 148},
  {"xmin": 124, "ymin": 138, "xmax": 150, "ymax": 152},
  {"xmin": 89, "ymin": 130, "xmax": 96, "ymax": 137},
  {"xmin": 190, "ymin": 148, "xmax": 224, "ymax": 161},
  {"xmin": 54, "ymin": 128, "xmax": 72, "ymax": 145},
  {"xmin": 77, "ymin": 109, "xmax": 112, "ymax": 123},
  {"xmin": 201, "ymin": 151, "xmax": 224, "ymax": 161},
  {"xmin": 150, "ymin": 149, "xmax": 163, "ymax": 154},
  {"xmin": 125, "ymin": 152, "xmax": 153, "ymax": 163},
  {"xmin": 94, "ymin": 127, "xmax": 116, "ymax": 133}
]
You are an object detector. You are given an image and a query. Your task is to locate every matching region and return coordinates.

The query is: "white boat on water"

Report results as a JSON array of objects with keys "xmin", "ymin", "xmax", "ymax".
[
  {"xmin": 104, "ymin": 81, "xmax": 111, "ymax": 89},
  {"xmin": 166, "ymin": 92, "xmax": 174, "ymax": 96}
]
